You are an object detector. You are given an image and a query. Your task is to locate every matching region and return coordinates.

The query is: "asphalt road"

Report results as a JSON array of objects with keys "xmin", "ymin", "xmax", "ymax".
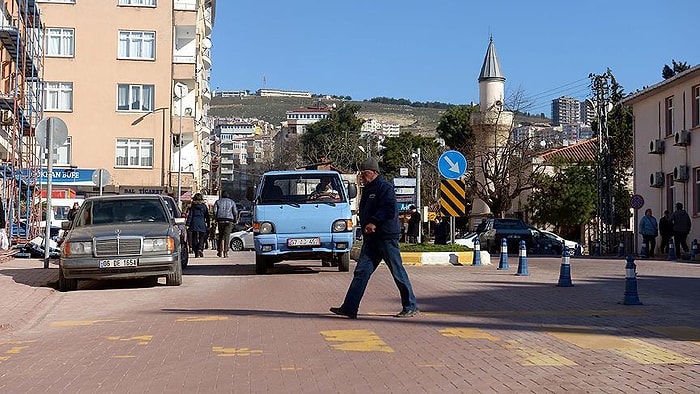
[{"xmin": 0, "ymin": 251, "xmax": 699, "ymax": 393}]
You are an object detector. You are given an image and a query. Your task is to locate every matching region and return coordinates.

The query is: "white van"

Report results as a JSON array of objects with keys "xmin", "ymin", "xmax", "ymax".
[{"xmin": 38, "ymin": 198, "xmax": 84, "ymax": 236}]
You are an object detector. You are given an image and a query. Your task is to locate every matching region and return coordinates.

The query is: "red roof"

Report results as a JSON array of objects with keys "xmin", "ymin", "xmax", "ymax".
[{"xmin": 540, "ymin": 138, "xmax": 597, "ymax": 163}]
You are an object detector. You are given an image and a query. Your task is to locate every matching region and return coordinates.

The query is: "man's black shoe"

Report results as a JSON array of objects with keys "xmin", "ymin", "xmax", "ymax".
[
  {"xmin": 329, "ymin": 307, "xmax": 357, "ymax": 319},
  {"xmin": 395, "ymin": 309, "xmax": 419, "ymax": 318}
]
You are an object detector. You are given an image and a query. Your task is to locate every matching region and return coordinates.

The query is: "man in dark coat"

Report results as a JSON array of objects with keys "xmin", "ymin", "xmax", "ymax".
[
  {"xmin": 186, "ymin": 193, "xmax": 210, "ymax": 258},
  {"xmin": 658, "ymin": 210, "xmax": 673, "ymax": 254},
  {"xmin": 406, "ymin": 205, "xmax": 420, "ymax": 243},
  {"xmin": 671, "ymin": 202, "xmax": 692, "ymax": 254},
  {"xmin": 330, "ymin": 157, "xmax": 418, "ymax": 319}
]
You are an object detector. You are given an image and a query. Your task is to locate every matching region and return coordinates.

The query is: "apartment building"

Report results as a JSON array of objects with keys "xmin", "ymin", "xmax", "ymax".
[
  {"xmin": 0, "ymin": 1, "xmax": 43, "ymax": 239},
  {"xmin": 39, "ymin": 0, "xmax": 215, "ymax": 204},
  {"xmin": 551, "ymin": 96, "xmax": 581, "ymax": 126},
  {"xmin": 624, "ymin": 65, "xmax": 700, "ymax": 244}
]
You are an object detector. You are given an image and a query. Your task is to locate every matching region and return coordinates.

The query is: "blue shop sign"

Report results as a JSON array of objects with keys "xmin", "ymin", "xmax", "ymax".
[{"xmin": 25, "ymin": 168, "xmax": 98, "ymax": 185}]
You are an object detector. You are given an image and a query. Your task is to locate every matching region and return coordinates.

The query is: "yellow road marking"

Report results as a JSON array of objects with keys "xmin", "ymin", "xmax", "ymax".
[
  {"xmin": 212, "ymin": 346, "xmax": 263, "ymax": 357},
  {"xmin": 320, "ymin": 329, "xmax": 393, "ymax": 353},
  {"xmin": 504, "ymin": 340, "xmax": 577, "ymax": 366},
  {"xmin": 438, "ymin": 327, "xmax": 500, "ymax": 341},
  {"xmin": 643, "ymin": 326, "xmax": 700, "ymax": 345},
  {"xmin": 0, "ymin": 356, "xmax": 10, "ymax": 361},
  {"xmin": 549, "ymin": 332, "xmax": 634, "ymax": 349},
  {"xmin": 106, "ymin": 335, "xmax": 153, "ymax": 345},
  {"xmin": 0, "ymin": 340, "xmax": 34, "ymax": 345},
  {"xmin": 114, "ymin": 355, "xmax": 137, "ymax": 359},
  {"xmin": 279, "ymin": 365, "xmax": 302, "ymax": 371},
  {"xmin": 5, "ymin": 346, "xmax": 28, "ymax": 354},
  {"xmin": 176, "ymin": 315, "xmax": 229, "ymax": 322},
  {"xmin": 51, "ymin": 319, "xmax": 115, "ymax": 327}
]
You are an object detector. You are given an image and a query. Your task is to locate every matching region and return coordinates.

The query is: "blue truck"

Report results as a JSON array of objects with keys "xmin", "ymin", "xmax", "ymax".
[{"xmin": 249, "ymin": 170, "xmax": 358, "ymax": 274}]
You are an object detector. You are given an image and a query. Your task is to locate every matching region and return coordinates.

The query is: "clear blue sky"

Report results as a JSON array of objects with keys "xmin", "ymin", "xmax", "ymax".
[{"xmin": 210, "ymin": 0, "xmax": 699, "ymax": 116}]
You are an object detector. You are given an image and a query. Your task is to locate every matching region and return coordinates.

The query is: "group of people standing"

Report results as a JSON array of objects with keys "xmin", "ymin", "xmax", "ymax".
[
  {"xmin": 185, "ymin": 191, "xmax": 239, "ymax": 258},
  {"xmin": 639, "ymin": 202, "xmax": 692, "ymax": 258}
]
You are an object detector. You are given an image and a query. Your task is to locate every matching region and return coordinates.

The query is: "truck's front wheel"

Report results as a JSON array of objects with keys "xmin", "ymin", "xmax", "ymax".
[
  {"xmin": 255, "ymin": 254, "xmax": 268, "ymax": 274},
  {"xmin": 337, "ymin": 252, "xmax": 350, "ymax": 272}
]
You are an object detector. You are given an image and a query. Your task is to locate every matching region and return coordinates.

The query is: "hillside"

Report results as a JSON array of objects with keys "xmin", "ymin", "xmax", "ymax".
[{"xmin": 209, "ymin": 95, "xmax": 549, "ymax": 135}]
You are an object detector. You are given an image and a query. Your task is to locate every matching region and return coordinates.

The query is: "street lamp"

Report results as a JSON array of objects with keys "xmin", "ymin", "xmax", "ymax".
[{"xmin": 131, "ymin": 107, "xmax": 170, "ymax": 188}]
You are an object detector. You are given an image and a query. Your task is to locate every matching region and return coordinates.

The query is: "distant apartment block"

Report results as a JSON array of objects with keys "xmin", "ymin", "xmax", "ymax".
[
  {"xmin": 215, "ymin": 90, "xmax": 250, "ymax": 97},
  {"xmin": 284, "ymin": 105, "xmax": 331, "ymax": 135},
  {"xmin": 552, "ymin": 96, "xmax": 581, "ymax": 126},
  {"xmin": 257, "ymin": 89, "xmax": 312, "ymax": 98}
]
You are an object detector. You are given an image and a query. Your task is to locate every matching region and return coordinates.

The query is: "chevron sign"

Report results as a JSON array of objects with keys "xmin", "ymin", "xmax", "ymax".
[{"xmin": 439, "ymin": 180, "xmax": 466, "ymax": 217}]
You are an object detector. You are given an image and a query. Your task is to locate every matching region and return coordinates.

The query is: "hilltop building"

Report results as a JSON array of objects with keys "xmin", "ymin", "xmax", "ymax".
[{"xmin": 39, "ymin": 1, "xmax": 216, "ymax": 203}]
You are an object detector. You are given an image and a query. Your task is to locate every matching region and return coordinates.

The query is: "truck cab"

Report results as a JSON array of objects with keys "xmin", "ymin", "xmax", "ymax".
[{"xmin": 250, "ymin": 170, "xmax": 357, "ymax": 274}]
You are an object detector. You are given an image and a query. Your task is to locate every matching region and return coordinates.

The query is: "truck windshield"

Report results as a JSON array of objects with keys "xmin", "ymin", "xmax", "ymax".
[{"xmin": 260, "ymin": 175, "xmax": 346, "ymax": 205}]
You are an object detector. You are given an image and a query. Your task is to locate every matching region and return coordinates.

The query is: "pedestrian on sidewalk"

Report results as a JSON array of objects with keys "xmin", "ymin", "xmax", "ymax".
[
  {"xmin": 671, "ymin": 202, "xmax": 691, "ymax": 254},
  {"xmin": 638, "ymin": 208, "xmax": 658, "ymax": 257},
  {"xmin": 213, "ymin": 191, "xmax": 238, "ymax": 258},
  {"xmin": 330, "ymin": 157, "xmax": 418, "ymax": 319},
  {"xmin": 186, "ymin": 193, "xmax": 210, "ymax": 258},
  {"xmin": 659, "ymin": 210, "xmax": 673, "ymax": 254}
]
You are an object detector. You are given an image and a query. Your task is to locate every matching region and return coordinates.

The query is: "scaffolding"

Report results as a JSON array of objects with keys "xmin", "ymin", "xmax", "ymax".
[{"xmin": 0, "ymin": 0, "xmax": 43, "ymax": 245}]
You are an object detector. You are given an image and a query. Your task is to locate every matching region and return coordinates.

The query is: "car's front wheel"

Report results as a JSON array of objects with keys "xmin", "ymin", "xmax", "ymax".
[
  {"xmin": 166, "ymin": 260, "xmax": 183, "ymax": 286},
  {"xmin": 58, "ymin": 267, "xmax": 77, "ymax": 292},
  {"xmin": 180, "ymin": 243, "xmax": 189, "ymax": 268},
  {"xmin": 230, "ymin": 238, "xmax": 244, "ymax": 252},
  {"xmin": 336, "ymin": 252, "xmax": 350, "ymax": 272}
]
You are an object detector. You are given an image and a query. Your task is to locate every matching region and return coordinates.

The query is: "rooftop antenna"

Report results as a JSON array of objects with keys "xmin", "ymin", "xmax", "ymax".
[{"xmin": 262, "ymin": 75, "xmax": 267, "ymax": 89}]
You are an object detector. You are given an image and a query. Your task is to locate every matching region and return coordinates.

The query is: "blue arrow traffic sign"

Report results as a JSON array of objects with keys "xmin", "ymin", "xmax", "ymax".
[{"xmin": 438, "ymin": 150, "xmax": 467, "ymax": 179}]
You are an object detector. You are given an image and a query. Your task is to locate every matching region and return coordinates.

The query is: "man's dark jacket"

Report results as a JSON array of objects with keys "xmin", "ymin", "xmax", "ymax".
[{"xmin": 359, "ymin": 175, "xmax": 400, "ymax": 239}]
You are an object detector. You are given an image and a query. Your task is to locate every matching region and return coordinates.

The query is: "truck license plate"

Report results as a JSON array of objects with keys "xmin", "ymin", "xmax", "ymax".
[
  {"xmin": 287, "ymin": 238, "xmax": 321, "ymax": 247},
  {"xmin": 99, "ymin": 258, "xmax": 139, "ymax": 268}
]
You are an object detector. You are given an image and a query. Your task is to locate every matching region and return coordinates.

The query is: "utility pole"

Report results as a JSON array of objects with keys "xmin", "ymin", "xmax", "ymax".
[
  {"xmin": 415, "ymin": 147, "xmax": 422, "ymax": 243},
  {"xmin": 590, "ymin": 72, "xmax": 614, "ymax": 254}
]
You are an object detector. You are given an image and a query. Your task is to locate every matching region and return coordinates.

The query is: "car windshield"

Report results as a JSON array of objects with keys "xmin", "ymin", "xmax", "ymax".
[
  {"xmin": 74, "ymin": 199, "xmax": 168, "ymax": 227},
  {"xmin": 259, "ymin": 175, "xmax": 346, "ymax": 204},
  {"xmin": 494, "ymin": 219, "xmax": 527, "ymax": 229}
]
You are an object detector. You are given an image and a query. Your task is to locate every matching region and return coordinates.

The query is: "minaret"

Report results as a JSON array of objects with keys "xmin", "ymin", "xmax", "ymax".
[{"xmin": 478, "ymin": 36, "xmax": 506, "ymax": 113}]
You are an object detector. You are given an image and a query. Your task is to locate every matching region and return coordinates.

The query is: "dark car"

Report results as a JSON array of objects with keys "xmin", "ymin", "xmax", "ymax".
[
  {"xmin": 57, "ymin": 194, "xmax": 186, "ymax": 291},
  {"xmin": 163, "ymin": 195, "xmax": 189, "ymax": 268},
  {"xmin": 479, "ymin": 218, "xmax": 534, "ymax": 253}
]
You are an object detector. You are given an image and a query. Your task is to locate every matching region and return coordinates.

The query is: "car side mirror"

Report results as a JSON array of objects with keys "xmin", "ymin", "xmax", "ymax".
[{"xmin": 347, "ymin": 183, "xmax": 357, "ymax": 199}]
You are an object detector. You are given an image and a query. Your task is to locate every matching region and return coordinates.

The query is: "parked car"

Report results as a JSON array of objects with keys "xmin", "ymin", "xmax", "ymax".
[
  {"xmin": 57, "ymin": 194, "xmax": 186, "ymax": 291},
  {"xmin": 229, "ymin": 227, "xmax": 254, "ymax": 251},
  {"xmin": 235, "ymin": 210, "xmax": 253, "ymax": 231},
  {"xmin": 453, "ymin": 232, "xmax": 479, "ymax": 248},
  {"xmin": 163, "ymin": 195, "xmax": 189, "ymax": 268},
  {"xmin": 479, "ymin": 218, "xmax": 534, "ymax": 253},
  {"xmin": 538, "ymin": 229, "xmax": 579, "ymax": 254}
]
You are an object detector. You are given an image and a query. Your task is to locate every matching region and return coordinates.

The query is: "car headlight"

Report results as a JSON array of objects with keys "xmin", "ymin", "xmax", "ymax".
[
  {"xmin": 63, "ymin": 241, "xmax": 93, "ymax": 256},
  {"xmin": 143, "ymin": 237, "xmax": 176, "ymax": 253},
  {"xmin": 332, "ymin": 219, "xmax": 353, "ymax": 232},
  {"xmin": 258, "ymin": 222, "xmax": 274, "ymax": 234}
]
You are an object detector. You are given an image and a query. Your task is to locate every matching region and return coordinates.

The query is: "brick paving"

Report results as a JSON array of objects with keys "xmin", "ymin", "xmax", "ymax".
[{"xmin": 0, "ymin": 251, "xmax": 699, "ymax": 393}]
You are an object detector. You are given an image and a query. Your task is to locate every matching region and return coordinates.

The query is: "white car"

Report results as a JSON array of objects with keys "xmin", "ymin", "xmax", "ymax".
[
  {"xmin": 539, "ymin": 229, "xmax": 579, "ymax": 252},
  {"xmin": 229, "ymin": 227, "xmax": 254, "ymax": 251},
  {"xmin": 453, "ymin": 232, "xmax": 479, "ymax": 248}
]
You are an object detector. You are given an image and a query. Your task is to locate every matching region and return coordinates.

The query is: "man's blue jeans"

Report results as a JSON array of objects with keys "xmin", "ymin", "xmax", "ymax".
[{"xmin": 341, "ymin": 237, "xmax": 417, "ymax": 314}]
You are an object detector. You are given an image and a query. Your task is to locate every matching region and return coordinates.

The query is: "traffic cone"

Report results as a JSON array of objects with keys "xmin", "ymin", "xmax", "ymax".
[
  {"xmin": 557, "ymin": 246, "xmax": 573, "ymax": 287},
  {"xmin": 639, "ymin": 243, "xmax": 647, "ymax": 258},
  {"xmin": 691, "ymin": 239, "xmax": 698, "ymax": 261},
  {"xmin": 668, "ymin": 239, "xmax": 677, "ymax": 260},
  {"xmin": 617, "ymin": 241, "xmax": 625, "ymax": 257},
  {"xmin": 497, "ymin": 238, "xmax": 509, "ymax": 270},
  {"xmin": 622, "ymin": 255, "xmax": 642, "ymax": 305},
  {"xmin": 472, "ymin": 237, "xmax": 482, "ymax": 266},
  {"xmin": 516, "ymin": 240, "xmax": 529, "ymax": 276}
]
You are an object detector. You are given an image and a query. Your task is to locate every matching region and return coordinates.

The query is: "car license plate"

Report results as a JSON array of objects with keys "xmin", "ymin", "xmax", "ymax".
[
  {"xmin": 287, "ymin": 238, "xmax": 321, "ymax": 247},
  {"xmin": 99, "ymin": 258, "xmax": 138, "ymax": 268}
]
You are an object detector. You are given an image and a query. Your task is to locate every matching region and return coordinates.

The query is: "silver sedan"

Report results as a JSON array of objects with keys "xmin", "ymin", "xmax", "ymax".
[{"xmin": 229, "ymin": 227, "xmax": 254, "ymax": 251}]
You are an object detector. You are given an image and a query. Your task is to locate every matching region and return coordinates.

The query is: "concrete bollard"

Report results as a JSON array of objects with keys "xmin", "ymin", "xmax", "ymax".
[
  {"xmin": 618, "ymin": 241, "xmax": 625, "ymax": 257},
  {"xmin": 472, "ymin": 237, "xmax": 482, "ymax": 266},
  {"xmin": 689, "ymin": 239, "xmax": 698, "ymax": 259},
  {"xmin": 639, "ymin": 243, "xmax": 647, "ymax": 258},
  {"xmin": 516, "ymin": 240, "xmax": 529, "ymax": 276},
  {"xmin": 557, "ymin": 246, "xmax": 573, "ymax": 287},
  {"xmin": 668, "ymin": 239, "xmax": 677, "ymax": 260},
  {"xmin": 497, "ymin": 238, "xmax": 509, "ymax": 270},
  {"xmin": 622, "ymin": 255, "xmax": 642, "ymax": 305}
]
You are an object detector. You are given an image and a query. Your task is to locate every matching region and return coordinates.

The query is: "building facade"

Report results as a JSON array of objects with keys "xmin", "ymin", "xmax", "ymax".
[
  {"xmin": 624, "ymin": 65, "xmax": 700, "ymax": 246},
  {"xmin": 551, "ymin": 96, "xmax": 581, "ymax": 126},
  {"xmin": 39, "ymin": 0, "xmax": 215, "ymax": 204}
]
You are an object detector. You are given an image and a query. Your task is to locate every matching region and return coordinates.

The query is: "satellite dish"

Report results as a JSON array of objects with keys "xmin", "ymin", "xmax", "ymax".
[
  {"xmin": 174, "ymin": 83, "xmax": 187, "ymax": 98},
  {"xmin": 201, "ymin": 38, "xmax": 212, "ymax": 49}
]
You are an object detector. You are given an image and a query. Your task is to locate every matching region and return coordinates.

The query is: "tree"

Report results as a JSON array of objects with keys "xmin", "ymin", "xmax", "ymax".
[
  {"xmin": 299, "ymin": 103, "xmax": 368, "ymax": 170},
  {"xmin": 435, "ymin": 105, "xmax": 477, "ymax": 156},
  {"xmin": 662, "ymin": 59, "xmax": 691, "ymax": 79}
]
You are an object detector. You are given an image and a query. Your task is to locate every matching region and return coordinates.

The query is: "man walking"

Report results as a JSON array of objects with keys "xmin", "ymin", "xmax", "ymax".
[
  {"xmin": 213, "ymin": 191, "xmax": 238, "ymax": 258},
  {"xmin": 407, "ymin": 205, "xmax": 420, "ymax": 244},
  {"xmin": 186, "ymin": 193, "xmax": 210, "ymax": 258},
  {"xmin": 671, "ymin": 202, "xmax": 691, "ymax": 255},
  {"xmin": 330, "ymin": 157, "xmax": 418, "ymax": 319},
  {"xmin": 659, "ymin": 210, "xmax": 673, "ymax": 254}
]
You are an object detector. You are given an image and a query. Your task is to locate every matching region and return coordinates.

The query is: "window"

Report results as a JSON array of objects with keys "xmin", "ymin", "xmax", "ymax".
[
  {"xmin": 118, "ymin": 0, "xmax": 156, "ymax": 6},
  {"xmin": 41, "ymin": 136, "xmax": 72, "ymax": 166},
  {"xmin": 116, "ymin": 138, "xmax": 153, "ymax": 167},
  {"xmin": 665, "ymin": 96, "xmax": 674, "ymax": 136},
  {"xmin": 667, "ymin": 173, "xmax": 675, "ymax": 214},
  {"xmin": 45, "ymin": 28, "xmax": 74, "ymax": 57},
  {"xmin": 118, "ymin": 31, "xmax": 155, "ymax": 60},
  {"xmin": 44, "ymin": 82, "xmax": 73, "ymax": 111},
  {"xmin": 696, "ymin": 167, "xmax": 700, "ymax": 215},
  {"xmin": 117, "ymin": 84, "xmax": 154, "ymax": 112},
  {"xmin": 693, "ymin": 85, "xmax": 700, "ymax": 128}
]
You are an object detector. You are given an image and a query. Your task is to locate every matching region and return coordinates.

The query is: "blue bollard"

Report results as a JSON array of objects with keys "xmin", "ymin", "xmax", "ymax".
[
  {"xmin": 617, "ymin": 241, "xmax": 625, "ymax": 257},
  {"xmin": 472, "ymin": 237, "xmax": 482, "ymax": 266},
  {"xmin": 557, "ymin": 246, "xmax": 573, "ymax": 287},
  {"xmin": 516, "ymin": 240, "xmax": 529, "ymax": 276},
  {"xmin": 668, "ymin": 239, "xmax": 677, "ymax": 260},
  {"xmin": 639, "ymin": 243, "xmax": 648, "ymax": 258},
  {"xmin": 574, "ymin": 244, "xmax": 582, "ymax": 256},
  {"xmin": 622, "ymin": 255, "xmax": 642, "ymax": 305},
  {"xmin": 691, "ymin": 239, "xmax": 698, "ymax": 261},
  {"xmin": 497, "ymin": 238, "xmax": 509, "ymax": 270}
]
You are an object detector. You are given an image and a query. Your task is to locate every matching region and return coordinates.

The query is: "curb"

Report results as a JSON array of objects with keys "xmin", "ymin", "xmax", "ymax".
[{"xmin": 401, "ymin": 251, "xmax": 492, "ymax": 266}]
